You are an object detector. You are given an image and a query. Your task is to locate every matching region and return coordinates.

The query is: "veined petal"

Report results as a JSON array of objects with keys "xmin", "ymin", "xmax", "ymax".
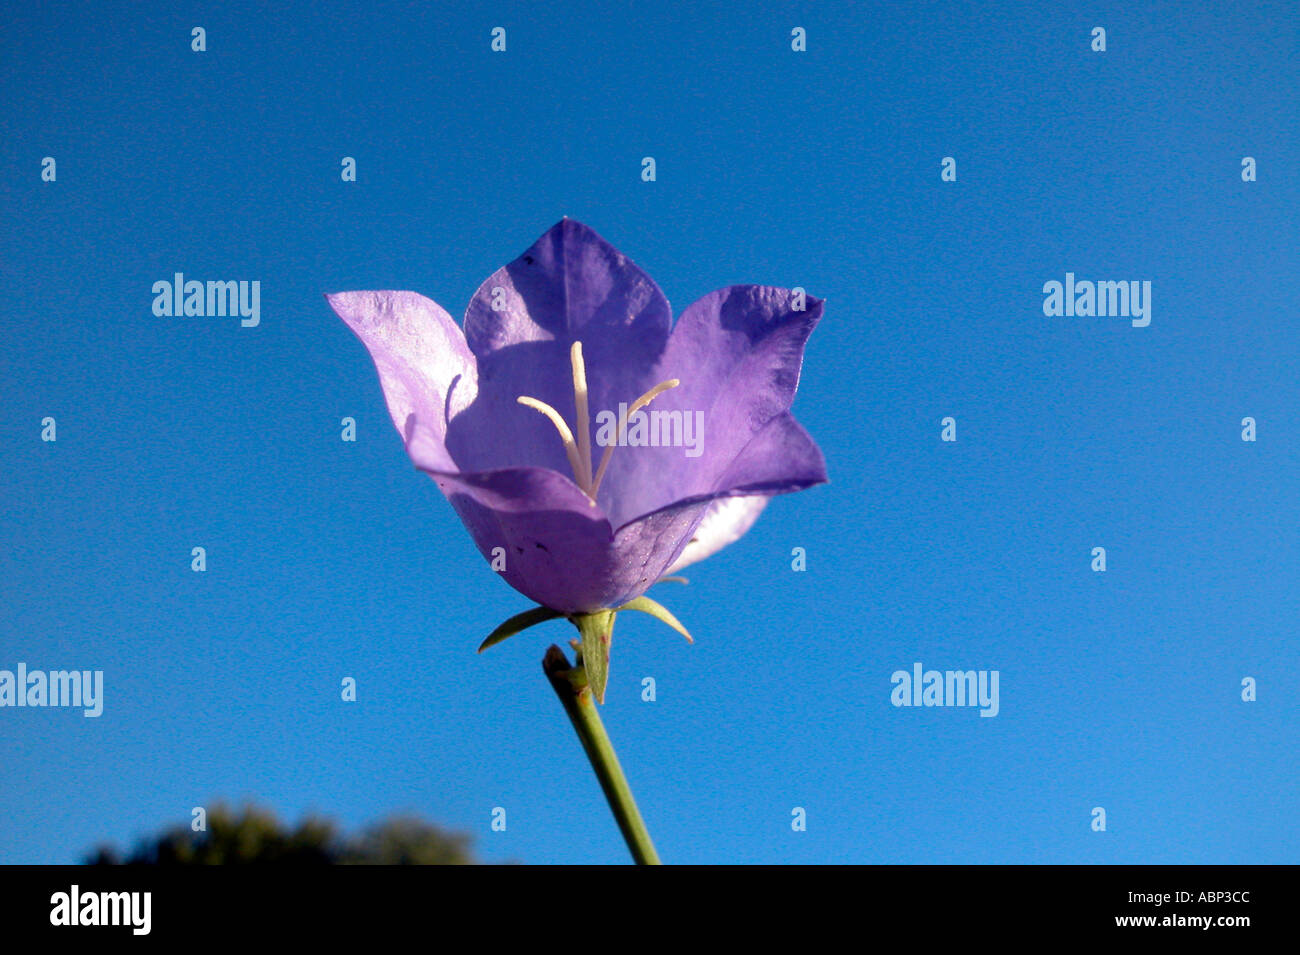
[
  {"xmin": 599, "ymin": 285, "xmax": 824, "ymax": 526},
  {"xmin": 711, "ymin": 410, "xmax": 827, "ymax": 495},
  {"xmin": 463, "ymin": 218, "xmax": 671, "ymax": 360},
  {"xmin": 624, "ymin": 411, "xmax": 826, "ymax": 575},
  {"xmin": 327, "ymin": 290, "xmax": 477, "ymax": 470},
  {"xmin": 452, "ymin": 219, "xmax": 673, "ymax": 475}
]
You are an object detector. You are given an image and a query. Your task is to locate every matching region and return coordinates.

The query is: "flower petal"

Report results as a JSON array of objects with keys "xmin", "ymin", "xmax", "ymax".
[
  {"xmin": 636, "ymin": 411, "xmax": 825, "ymax": 574},
  {"xmin": 327, "ymin": 290, "xmax": 477, "ymax": 471},
  {"xmin": 463, "ymin": 218, "xmax": 671, "ymax": 359},
  {"xmin": 711, "ymin": 410, "xmax": 827, "ymax": 495},
  {"xmin": 447, "ymin": 481, "xmax": 710, "ymax": 614},
  {"xmin": 664, "ymin": 495, "xmax": 768, "ymax": 574},
  {"xmin": 412, "ymin": 414, "xmax": 700, "ymax": 613},
  {"xmin": 452, "ymin": 219, "xmax": 673, "ymax": 474},
  {"xmin": 600, "ymin": 285, "xmax": 823, "ymax": 525}
]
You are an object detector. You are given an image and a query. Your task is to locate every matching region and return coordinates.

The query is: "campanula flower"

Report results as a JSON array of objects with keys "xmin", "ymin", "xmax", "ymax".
[{"xmin": 328, "ymin": 219, "xmax": 825, "ymax": 699}]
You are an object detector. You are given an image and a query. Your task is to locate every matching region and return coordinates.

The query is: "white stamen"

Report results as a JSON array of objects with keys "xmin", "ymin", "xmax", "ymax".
[
  {"xmin": 516, "ymin": 395, "xmax": 586, "ymax": 491},
  {"xmin": 570, "ymin": 341, "xmax": 593, "ymax": 492},
  {"xmin": 590, "ymin": 378, "xmax": 679, "ymax": 497},
  {"xmin": 517, "ymin": 341, "xmax": 680, "ymax": 505}
]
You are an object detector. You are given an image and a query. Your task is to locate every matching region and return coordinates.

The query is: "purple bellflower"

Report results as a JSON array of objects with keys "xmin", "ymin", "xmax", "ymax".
[{"xmin": 327, "ymin": 219, "xmax": 825, "ymax": 702}]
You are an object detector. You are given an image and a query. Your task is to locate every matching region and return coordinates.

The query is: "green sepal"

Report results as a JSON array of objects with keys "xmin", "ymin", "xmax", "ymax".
[
  {"xmin": 572, "ymin": 610, "xmax": 616, "ymax": 704},
  {"xmin": 615, "ymin": 596, "xmax": 694, "ymax": 644},
  {"xmin": 477, "ymin": 606, "xmax": 563, "ymax": 653}
]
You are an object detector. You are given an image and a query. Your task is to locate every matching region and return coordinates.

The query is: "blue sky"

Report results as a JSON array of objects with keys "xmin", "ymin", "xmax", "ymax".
[{"xmin": 1, "ymin": 0, "xmax": 1295, "ymax": 864}]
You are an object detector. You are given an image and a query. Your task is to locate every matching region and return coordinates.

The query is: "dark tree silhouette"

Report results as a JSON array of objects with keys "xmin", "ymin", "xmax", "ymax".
[{"xmin": 85, "ymin": 804, "xmax": 478, "ymax": 865}]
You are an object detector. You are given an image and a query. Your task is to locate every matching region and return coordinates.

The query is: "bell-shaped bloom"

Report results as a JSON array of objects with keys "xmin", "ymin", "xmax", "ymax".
[{"xmin": 327, "ymin": 219, "xmax": 826, "ymax": 614}]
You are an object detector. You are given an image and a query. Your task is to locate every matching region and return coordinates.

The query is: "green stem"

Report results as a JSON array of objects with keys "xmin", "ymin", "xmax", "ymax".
[{"xmin": 543, "ymin": 645, "xmax": 661, "ymax": 865}]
